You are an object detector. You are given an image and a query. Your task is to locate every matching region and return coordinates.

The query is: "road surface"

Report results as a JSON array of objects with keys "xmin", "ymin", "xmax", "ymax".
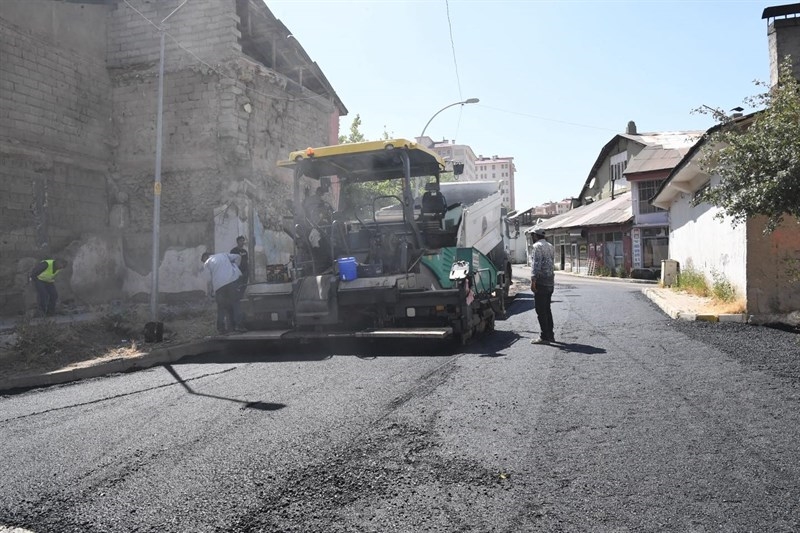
[{"xmin": 1, "ymin": 273, "xmax": 798, "ymax": 532}]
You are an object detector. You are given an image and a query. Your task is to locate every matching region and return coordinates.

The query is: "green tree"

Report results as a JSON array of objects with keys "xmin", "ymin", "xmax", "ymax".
[
  {"xmin": 338, "ymin": 114, "xmax": 366, "ymax": 144},
  {"xmin": 695, "ymin": 57, "xmax": 800, "ymax": 232},
  {"xmin": 336, "ymin": 114, "xmax": 402, "ymax": 214}
]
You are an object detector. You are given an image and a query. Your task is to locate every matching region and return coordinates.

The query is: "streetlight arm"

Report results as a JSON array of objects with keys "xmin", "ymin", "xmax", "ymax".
[{"xmin": 419, "ymin": 98, "xmax": 479, "ymax": 139}]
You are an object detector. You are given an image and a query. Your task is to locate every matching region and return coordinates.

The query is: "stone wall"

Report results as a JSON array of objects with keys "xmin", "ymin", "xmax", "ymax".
[
  {"xmin": 0, "ymin": 0, "xmax": 341, "ymax": 316},
  {"xmin": 0, "ymin": 2, "xmax": 113, "ymax": 314},
  {"xmin": 107, "ymin": 0, "xmax": 241, "ymax": 71},
  {"xmin": 106, "ymin": 0, "xmax": 337, "ymax": 301},
  {"xmin": 107, "ymin": 4, "xmax": 336, "ymax": 296}
]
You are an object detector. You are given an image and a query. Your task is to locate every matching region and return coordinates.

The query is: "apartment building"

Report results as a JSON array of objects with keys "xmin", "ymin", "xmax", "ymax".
[
  {"xmin": 533, "ymin": 199, "xmax": 573, "ymax": 216},
  {"xmin": 416, "ymin": 137, "xmax": 478, "ymax": 181},
  {"xmin": 475, "ymin": 155, "xmax": 516, "ymax": 210}
]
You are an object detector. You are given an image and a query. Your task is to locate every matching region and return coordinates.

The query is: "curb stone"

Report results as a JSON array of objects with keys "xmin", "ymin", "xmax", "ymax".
[{"xmin": 641, "ymin": 287, "xmax": 747, "ymax": 324}]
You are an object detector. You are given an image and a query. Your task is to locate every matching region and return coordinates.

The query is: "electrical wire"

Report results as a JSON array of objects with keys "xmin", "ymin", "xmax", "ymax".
[
  {"xmin": 444, "ymin": 0, "xmax": 465, "ymax": 140},
  {"xmin": 479, "ymin": 104, "xmax": 619, "ymax": 132},
  {"xmin": 445, "ymin": 0, "xmax": 463, "ymax": 101}
]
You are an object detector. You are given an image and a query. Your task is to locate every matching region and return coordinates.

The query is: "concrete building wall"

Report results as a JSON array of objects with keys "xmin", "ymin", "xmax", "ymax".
[
  {"xmin": 746, "ymin": 215, "xmax": 800, "ymax": 322},
  {"xmin": 768, "ymin": 18, "xmax": 800, "ymax": 86},
  {"xmin": 0, "ymin": 2, "xmax": 113, "ymax": 313},
  {"xmin": 668, "ymin": 177, "xmax": 748, "ymax": 300},
  {"xmin": 668, "ymin": 175, "xmax": 800, "ymax": 323}
]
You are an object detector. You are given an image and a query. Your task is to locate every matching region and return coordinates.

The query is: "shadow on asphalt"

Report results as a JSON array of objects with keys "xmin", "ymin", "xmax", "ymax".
[
  {"xmin": 506, "ymin": 293, "xmax": 566, "ymax": 317},
  {"xmin": 177, "ymin": 338, "xmax": 462, "ymax": 366},
  {"xmin": 464, "ymin": 330, "xmax": 523, "ymax": 358},
  {"xmin": 549, "ymin": 341, "xmax": 607, "ymax": 355},
  {"xmin": 164, "ymin": 364, "xmax": 288, "ymax": 411},
  {"xmin": 505, "ymin": 293, "xmax": 533, "ymax": 317}
]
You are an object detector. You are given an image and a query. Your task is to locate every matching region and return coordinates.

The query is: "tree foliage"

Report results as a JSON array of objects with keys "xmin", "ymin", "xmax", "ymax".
[
  {"xmin": 695, "ymin": 57, "xmax": 800, "ymax": 232},
  {"xmin": 338, "ymin": 114, "xmax": 366, "ymax": 144},
  {"xmin": 337, "ymin": 114, "xmax": 402, "ymax": 215}
]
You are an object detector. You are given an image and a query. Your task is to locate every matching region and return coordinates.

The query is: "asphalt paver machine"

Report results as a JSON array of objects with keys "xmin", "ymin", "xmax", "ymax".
[{"xmin": 240, "ymin": 139, "xmax": 510, "ymax": 344}]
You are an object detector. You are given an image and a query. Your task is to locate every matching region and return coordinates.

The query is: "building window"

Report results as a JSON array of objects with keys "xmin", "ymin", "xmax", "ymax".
[
  {"xmin": 611, "ymin": 161, "xmax": 626, "ymax": 181},
  {"xmin": 638, "ymin": 179, "xmax": 665, "ymax": 214},
  {"xmin": 693, "ymin": 181, "xmax": 710, "ymax": 204},
  {"xmin": 610, "ymin": 152, "xmax": 627, "ymax": 181}
]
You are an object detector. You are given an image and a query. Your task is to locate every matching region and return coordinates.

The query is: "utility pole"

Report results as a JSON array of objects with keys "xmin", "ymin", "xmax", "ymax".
[{"xmin": 150, "ymin": 0, "xmax": 189, "ymax": 323}]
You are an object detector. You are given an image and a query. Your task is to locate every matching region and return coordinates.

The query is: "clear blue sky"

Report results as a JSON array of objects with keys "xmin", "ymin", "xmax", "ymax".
[{"xmin": 266, "ymin": 0, "xmax": 773, "ymax": 210}]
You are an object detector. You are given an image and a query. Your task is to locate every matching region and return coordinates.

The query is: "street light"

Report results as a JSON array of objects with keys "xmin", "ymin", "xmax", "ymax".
[
  {"xmin": 419, "ymin": 98, "xmax": 479, "ymax": 139},
  {"xmin": 150, "ymin": 0, "xmax": 189, "ymax": 323}
]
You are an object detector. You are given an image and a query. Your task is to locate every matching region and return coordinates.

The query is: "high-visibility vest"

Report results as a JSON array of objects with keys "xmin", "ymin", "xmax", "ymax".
[{"xmin": 36, "ymin": 260, "xmax": 60, "ymax": 283}]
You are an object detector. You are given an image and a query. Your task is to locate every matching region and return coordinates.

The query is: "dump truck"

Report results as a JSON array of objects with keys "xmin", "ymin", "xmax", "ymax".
[{"xmin": 239, "ymin": 138, "xmax": 511, "ymax": 344}]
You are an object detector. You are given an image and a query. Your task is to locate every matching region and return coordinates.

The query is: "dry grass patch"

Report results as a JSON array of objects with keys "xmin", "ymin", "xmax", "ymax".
[{"xmin": 703, "ymin": 298, "xmax": 747, "ymax": 315}]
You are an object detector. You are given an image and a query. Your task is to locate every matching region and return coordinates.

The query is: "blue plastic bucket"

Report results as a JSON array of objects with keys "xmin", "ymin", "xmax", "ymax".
[{"xmin": 337, "ymin": 257, "xmax": 358, "ymax": 281}]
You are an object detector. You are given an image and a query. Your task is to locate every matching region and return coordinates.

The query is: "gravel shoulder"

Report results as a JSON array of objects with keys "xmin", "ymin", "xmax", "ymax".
[{"xmin": 668, "ymin": 320, "xmax": 800, "ymax": 382}]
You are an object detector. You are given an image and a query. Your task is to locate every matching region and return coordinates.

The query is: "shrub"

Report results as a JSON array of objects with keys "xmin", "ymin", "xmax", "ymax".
[
  {"xmin": 711, "ymin": 269, "xmax": 737, "ymax": 302},
  {"xmin": 676, "ymin": 267, "xmax": 710, "ymax": 297},
  {"xmin": 595, "ymin": 266, "xmax": 612, "ymax": 277}
]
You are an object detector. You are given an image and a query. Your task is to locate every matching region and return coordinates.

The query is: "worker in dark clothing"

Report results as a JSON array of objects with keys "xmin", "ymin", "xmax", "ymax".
[
  {"xmin": 29, "ymin": 258, "xmax": 67, "ymax": 317},
  {"xmin": 230, "ymin": 235, "xmax": 249, "ymax": 284}
]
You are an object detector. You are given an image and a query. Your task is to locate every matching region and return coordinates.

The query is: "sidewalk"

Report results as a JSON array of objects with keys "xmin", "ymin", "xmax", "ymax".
[
  {"xmin": 511, "ymin": 264, "xmax": 747, "ymax": 323},
  {"xmin": 0, "ymin": 267, "xmax": 744, "ymax": 395}
]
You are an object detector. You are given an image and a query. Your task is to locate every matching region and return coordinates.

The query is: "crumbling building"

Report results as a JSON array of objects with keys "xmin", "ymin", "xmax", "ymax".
[{"xmin": 0, "ymin": 0, "xmax": 345, "ymax": 314}]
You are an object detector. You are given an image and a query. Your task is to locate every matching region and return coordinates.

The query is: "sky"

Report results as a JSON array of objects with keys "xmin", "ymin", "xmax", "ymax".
[{"xmin": 266, "ymin": 0, "xmax": 774, "ymax": 210}]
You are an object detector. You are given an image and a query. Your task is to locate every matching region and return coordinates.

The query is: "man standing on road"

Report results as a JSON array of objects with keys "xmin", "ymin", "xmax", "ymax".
[
  {"xmin": 530, "ymin": 228, "xmax": 555, "ymax": 344},
  {"xmin": 201, "ymin": 251, "xmax": 245, "ymax": 335},
  {"xmin": 29, "ymin": 258, "xmax": 68, "ymax": 317}
]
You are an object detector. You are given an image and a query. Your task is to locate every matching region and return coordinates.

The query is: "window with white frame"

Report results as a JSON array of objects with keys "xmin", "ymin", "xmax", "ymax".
[{"xmin": 610, "ymin": 152, "xmax": 627, "ymax": 181}]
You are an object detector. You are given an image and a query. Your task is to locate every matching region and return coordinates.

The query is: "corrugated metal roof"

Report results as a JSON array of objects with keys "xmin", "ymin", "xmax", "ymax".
[
  {"xmin": 624, "ymin": 145, "xmax": 693, "ymax": 175},
  {"xmin": 619, "ymin": 131, "xmax": 702, "ymax": 150},
  {"xmin": 579, "ymin": 131, "xmax": 702, "ymax": 200},
  {"xmin": 507, "ymin": 207, "xmax": 535, "ymax": 220},
  {"xmin": 528, "ymin": 191, "xmax": 632, "ymax": 232}
]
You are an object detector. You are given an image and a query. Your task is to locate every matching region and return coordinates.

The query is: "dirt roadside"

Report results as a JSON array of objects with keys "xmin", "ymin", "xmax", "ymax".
[
  {"xmin": 0, "ymin": 280, "xmax": 528, "ymax": 386},
  {"xmin": 0, "ymin": 304, "xmax": 217, "ymax": 385}
]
